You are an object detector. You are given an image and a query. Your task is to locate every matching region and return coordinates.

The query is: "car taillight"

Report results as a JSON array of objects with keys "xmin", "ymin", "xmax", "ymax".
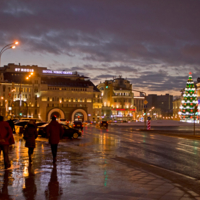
[{"xmin": 73, "ymin": 125, "xmax": 75, "ymax": 127}]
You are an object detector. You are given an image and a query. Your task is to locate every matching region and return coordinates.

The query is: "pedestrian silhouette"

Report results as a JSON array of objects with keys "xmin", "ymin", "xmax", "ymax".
[
  {"xmin": 46, "ymin": 116, "xmax": 64, "ymax": 163},
  {"xmin": 0, "ymin": 115, "xmax": 14, "ymax": 169},
  {"xmin": 8, "ymin": 119, "xmax": 15, "ymax": 134},
  {"xmin": 45, "ymin": 165, "xmax": 63, "ymax": 200},
  {"xmin": 23, "ymin": 119, "xmax": 38, "ymax": 163},
  {"xmin": 22, "ymin": 165, "xmax": 37, "ymax": 200}
]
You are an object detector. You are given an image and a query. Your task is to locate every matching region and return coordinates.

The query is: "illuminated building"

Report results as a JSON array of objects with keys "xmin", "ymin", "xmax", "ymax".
[
  {"xmin": 0, "ymin": 63, "xmax": 102, "ymax": 121},
  {"xmin": 97, "ymin": 76, "xmax": 135, "ymax": 121},
  {"xmin": 133, "ymin": 96, "xmax": 144, "ymax": 120}
]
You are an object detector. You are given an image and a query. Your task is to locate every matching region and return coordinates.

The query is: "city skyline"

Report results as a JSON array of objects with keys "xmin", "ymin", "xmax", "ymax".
[{"xmin": 1, "ymin": 0, "xmax": 200, "ymax": 96}]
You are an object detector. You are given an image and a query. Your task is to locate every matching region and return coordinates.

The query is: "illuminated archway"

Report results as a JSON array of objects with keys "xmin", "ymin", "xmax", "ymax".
[
  {"xmin": 48, "ymin": 108, "xmax": 65, "ymax": 121},
  {"xmin": 71, "ymin": 109, "xmax": 87, "ymax": 122}
]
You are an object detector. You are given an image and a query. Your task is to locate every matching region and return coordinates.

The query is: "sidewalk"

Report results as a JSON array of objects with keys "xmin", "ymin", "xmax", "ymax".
[{"xmin": 0, "ymin": 135, "xmax": 200, "ymax": 199}]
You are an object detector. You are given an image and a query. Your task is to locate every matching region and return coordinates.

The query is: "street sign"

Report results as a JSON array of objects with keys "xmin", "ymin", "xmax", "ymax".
[{"xmin": 144, "ymin": 100, "xmax": 148, "ymax": 105}]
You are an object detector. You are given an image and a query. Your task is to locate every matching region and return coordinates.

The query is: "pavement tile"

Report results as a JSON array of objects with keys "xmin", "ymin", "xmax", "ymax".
[
  {"xmin": 187, "ymin": 191, "xmax": 200, "ymax": 197},
  {"xmin": 159, "ymin": 196, "xmax": 183, "ymax": 200}
]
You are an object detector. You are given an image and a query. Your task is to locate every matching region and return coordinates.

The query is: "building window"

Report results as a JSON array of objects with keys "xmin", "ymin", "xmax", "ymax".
[
  {"xmin": 42, "ymin": 97, "xmax": 47, "ymax": 101},
  {"xmin": 34, "ymin": 87, "xmax": 38, "ymax": 92}
]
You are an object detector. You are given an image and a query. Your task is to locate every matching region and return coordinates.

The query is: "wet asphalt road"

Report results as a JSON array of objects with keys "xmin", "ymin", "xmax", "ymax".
[
  {"xmin": 0, "ymin": 125, "xmax": 200, "ymax": 199},
  {"xmin": 97, "ymin": 126, "xmax": 200, "ymax": 179}
]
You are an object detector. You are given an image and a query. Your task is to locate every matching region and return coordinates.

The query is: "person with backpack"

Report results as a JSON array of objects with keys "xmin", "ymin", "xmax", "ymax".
[
  {"xmin": 46, "ymin": 116, "xmax": 64, "ymax": 163},
  {"xmin": 23, "ymin": 119, "xmax": 38, "ymax": 163}
]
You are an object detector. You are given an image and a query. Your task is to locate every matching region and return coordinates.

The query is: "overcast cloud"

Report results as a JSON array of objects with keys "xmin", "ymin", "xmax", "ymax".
[{"xmin": 0, "ymin": 0, "xmax": 200, "ymax": 95}]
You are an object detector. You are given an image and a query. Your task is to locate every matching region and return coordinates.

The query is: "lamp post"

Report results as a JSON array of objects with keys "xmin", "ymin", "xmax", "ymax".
[{"xmin": 0, "ymin": 41, "xmax": 19, "ymax": 67}]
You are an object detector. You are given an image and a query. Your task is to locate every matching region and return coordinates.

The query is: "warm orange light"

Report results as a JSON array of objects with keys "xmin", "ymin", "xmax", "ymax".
[
  {"xmin": 12, "ymin": 46, "xmax": 16, "ymax": 49},
  {"xmin": 15, "ymin": 41, "xmax": 19, "ymax": 45},
  {"xmin": 31, "ymin": 72, "xmax": 33, "ymax": 75},
  {"xmin": 26, "ymin": 77, "xmax": 29, "ymax": 80}
]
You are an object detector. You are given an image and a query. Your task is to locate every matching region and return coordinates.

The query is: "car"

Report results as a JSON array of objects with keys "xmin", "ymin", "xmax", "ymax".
[
  {"xmin": 100, "ymin": 121, "xmax": 108, "ymax": 129},
  {"xmin": 62, "ymin": 125, "xmax": 82, "ymax": 139},
  {"xmin": 73, "ymin": 121, "xmax": 83, "ymax": 131},
  {"xmin": 38, "ymin": 123, "xmax": 81, "ymax": 139}
]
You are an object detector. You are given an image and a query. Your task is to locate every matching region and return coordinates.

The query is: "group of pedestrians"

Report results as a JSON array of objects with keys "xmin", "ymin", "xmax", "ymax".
[{"xmin": 0, "ymin": 115, "xmax": 64, "ymax": 169}]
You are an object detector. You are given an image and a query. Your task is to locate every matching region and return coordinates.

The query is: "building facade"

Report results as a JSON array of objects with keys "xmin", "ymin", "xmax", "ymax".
[
  {"xmin": 133, "ymin": 96, "xmax": 144, "ymax": 120},
  {"xmin": 172, "ymin": 97, "xmax": 182, "ymax": 121},
  {"xmin": 146, "ymin": 94, "xmax": 173, "ymax": 118},
  {"xmin": 97, "ymin": 76, "xmax": 135, "ymax": 121},
  {"xmin": 0, "ymin": 63, "xmax": 102, "ymax": 122}
]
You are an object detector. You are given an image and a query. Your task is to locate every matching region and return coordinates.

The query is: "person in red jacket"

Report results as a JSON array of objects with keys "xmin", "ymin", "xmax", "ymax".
[
  {"xmin": 46, "ymin": 116, "xmax": 64, "ymax": 163},
  {"xmin": 0, "ymin": 116, "xmax": 13, "ymax": 169},
  {"xmin": 23, "ymin": 119, "xmax": 38, "ymax": 163}
]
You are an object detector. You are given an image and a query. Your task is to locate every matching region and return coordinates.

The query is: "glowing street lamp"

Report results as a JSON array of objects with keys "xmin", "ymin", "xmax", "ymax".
[{"xmin": 0, "ymin": 41, "xmax": 19, "ymax": 67}]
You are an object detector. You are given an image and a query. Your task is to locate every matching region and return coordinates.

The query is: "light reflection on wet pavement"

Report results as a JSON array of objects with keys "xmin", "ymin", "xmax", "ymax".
[{"xmin": 0, "ymin": 126, "xmax": 200, "ymax": 199}]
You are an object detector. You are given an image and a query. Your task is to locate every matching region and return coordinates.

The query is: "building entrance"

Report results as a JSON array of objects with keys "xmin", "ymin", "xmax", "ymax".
[
  {"xmin": 74, "ymin": 112, "xmax": 84, "ymax": 121},
  {"xmin": 51, "ymin": 111, "xmax": 61, "ymax": 119},
  {"xmin": 47, "ymin": 108, "xmax": 65, "ymax": 121}
]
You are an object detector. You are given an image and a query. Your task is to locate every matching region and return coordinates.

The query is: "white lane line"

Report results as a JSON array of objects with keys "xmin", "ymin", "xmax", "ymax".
[{"xmin": 176, "ymin": 148, "xmax": 196, "ymax": 155}]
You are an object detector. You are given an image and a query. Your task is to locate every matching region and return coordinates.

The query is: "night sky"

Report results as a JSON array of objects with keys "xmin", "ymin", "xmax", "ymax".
[{"xmin": 1, "ymin": 0, "xmax": 200, "ymax": 96}]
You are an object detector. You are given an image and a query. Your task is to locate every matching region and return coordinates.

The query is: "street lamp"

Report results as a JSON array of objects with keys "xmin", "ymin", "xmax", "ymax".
[{"xmin": 0, "ymin": 41, "xmax": 19, "ymax": 67}]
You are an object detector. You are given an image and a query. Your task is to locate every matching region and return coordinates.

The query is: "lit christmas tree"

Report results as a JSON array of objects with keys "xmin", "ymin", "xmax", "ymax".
[{"xmin": 179, "ymin": 72, "xmax": 199, "ymax": 123}]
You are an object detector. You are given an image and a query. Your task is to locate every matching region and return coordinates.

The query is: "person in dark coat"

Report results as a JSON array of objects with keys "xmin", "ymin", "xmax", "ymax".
[
  {"xmin": 0, "ymin": 115, "xmax": 13, "ymax": 169},
  {"xmin": 8, "ymin": 118, "xmax": 15, "ymax": 133},
  {"xmin": 46, "ymin": 116, "xmax": 64, "ymax": 163},
  {"xmin": 23, "ymin": 119, "xmax": 38, "ymax": 163}
]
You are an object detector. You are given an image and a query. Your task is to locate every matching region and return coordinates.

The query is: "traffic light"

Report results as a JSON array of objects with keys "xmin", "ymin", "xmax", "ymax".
[
  {"xmin": 19, "ymin": 113, "xmax": 22, "ymax": 116},
  {"xmin": 106, "ymin": 86, "xmax": 108, "ymax": 89}
]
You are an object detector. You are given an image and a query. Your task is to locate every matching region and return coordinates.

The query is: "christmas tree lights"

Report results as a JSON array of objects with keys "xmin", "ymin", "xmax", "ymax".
[{"xmin": 179, "ymin": 72, "xmax": 199, "ymax": 123}]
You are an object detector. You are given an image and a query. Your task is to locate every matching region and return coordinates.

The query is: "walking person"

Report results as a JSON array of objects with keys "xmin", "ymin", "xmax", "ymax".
[
  {"xmin": 0, "ymin": 115, "xmax": 13, "ymax": 169},
  {"xmin": 23, "ymin": 119, "xmax": 38, "ymax": 163},
  {"xmin": 46, "ymin": 116, "xmax": 64, "ymax": 164},
  {"xmin": 8, "ymin": 118, "xmax": 15, "ymax": 133}
]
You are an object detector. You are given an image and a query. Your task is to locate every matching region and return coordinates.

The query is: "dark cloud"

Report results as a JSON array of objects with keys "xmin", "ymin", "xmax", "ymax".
[{"xmin": 1, "ymin": 0, "xmax": 200, "ymax": 94}]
